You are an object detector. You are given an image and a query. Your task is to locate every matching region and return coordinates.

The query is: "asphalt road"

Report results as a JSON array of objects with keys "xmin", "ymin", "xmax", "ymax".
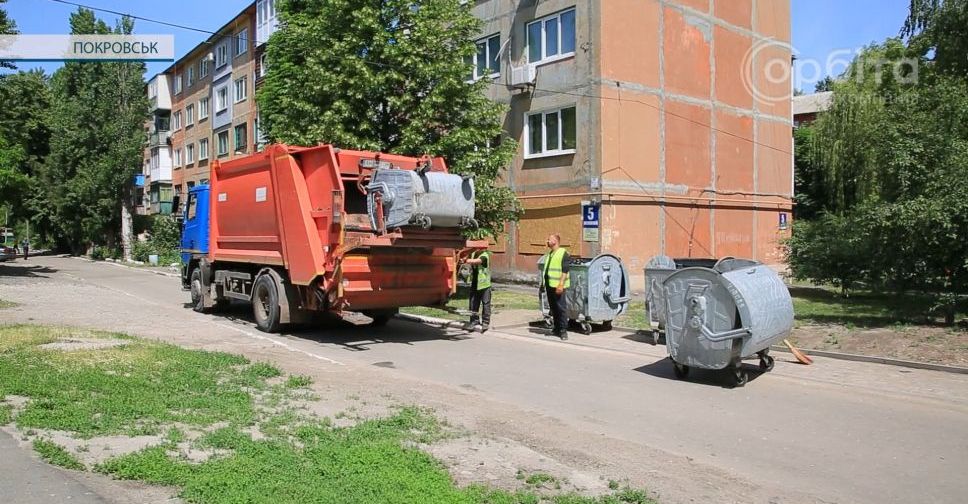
[{"xmin": 1, "ymin": 256, "xmax": 967, "ymax": 504}]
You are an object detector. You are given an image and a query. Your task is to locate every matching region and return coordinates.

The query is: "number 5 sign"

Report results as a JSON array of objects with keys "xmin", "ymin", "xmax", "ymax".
[{"xmin": 581, "ymin": 201, "xmax": 600, "ymax": 242}]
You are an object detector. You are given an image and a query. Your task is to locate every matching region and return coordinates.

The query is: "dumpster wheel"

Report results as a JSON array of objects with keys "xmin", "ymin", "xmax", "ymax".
[
  {"xmin": 731, "ymin": 363, "xmax": 749, "ymax": 387},
  {"xmin": 758, "ymin": 352, "xmax": 775, "ymax": 372},
  {"xmin": 672, "ymin": 361, "xmax": 690, "ymax": 379},
  {"xmin": 580, "ymin": 321, "xmax": 593, "ymax": 335}
]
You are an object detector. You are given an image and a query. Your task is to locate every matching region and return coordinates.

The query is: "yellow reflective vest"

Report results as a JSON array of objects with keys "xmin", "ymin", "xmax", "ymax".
[{"xmin": 543, "ymin": 248, "xmax": 570, "ymax": 289}]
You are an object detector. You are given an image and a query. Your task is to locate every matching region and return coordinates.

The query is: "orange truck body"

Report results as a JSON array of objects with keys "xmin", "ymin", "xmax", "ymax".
[{"xmin": 195, "ymin": 143, "xmax": 480, "ymax": 319}]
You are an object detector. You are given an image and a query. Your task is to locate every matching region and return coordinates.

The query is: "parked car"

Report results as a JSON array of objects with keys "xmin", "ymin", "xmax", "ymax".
[{"xmin": 0, "ymin": 245, "xmax": 17, "ymax": 262}]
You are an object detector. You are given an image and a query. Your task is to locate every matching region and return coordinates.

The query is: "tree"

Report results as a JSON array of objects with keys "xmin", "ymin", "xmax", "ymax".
[
  {"xmin": 257, "ymin": 0, "xmax": 521, "ymax": 236},
  {"xmin": 0, "ymin": 0, "xmax": 17, "ymax": 69},
  {"xmin": 814, "ymin": 76, "xmax": 835, "ymax": 92},
  {"xmin": 903, "ymin": 0, "xmax": 968, "ymax": 76},
  {"xmin": 36, "ymin": 8, "xmax": 147, "ymax": 252}
]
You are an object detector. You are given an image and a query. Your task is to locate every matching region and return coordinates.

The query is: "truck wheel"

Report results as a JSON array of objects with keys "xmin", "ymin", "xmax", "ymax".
[
  {"xmin": 190, "ymin": 269, "xmax": 206, "ymax": 313},
  {"xmin": 252, "ymin": 274, "xmax": 282, "ymax": 333}
]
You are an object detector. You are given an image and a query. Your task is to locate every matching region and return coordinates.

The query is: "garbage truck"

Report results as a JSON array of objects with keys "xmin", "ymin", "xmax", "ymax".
[{"xmin": 180, "ymin": 143, "xmax": 485, "ymax": 332}]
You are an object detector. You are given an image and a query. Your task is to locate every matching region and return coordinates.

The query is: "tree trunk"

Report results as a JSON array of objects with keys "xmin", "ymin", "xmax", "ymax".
[{"xmin": 121, "ymin": 184, "xmax": 133, "ymax": 262}]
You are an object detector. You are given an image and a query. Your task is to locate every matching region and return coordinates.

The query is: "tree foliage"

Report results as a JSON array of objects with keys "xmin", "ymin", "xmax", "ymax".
[
  {"xmin": 34, "ymin": 8, "xmax": 148, "ymax": 252},
  {"xmin": 0, "ymin": 70, "xmax": 51, "ymax": 215},
  {"xmin": 903, "ymin": 0, "xmax": 968, "ymax": 76},
  {"xmin": 257, "ymin": 0, "xmax": 521, "ymax": 236},
  {"xmin": 0, "ymin": 0, "xmax": 17, "ymax": 70},
  {"xmin": 790, "ymin": 28, "xmax": 968, "ymax": 323}
]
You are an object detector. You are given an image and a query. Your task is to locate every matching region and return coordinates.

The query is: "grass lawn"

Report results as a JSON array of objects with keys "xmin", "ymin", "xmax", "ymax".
[
  {"xmin": 0, "ymin": 299, "xmax": 16, "ymax": 309},
  {"xmin": 402, "ymin": 288, "xmax": 540, "ymax": 321},
  {"xmin": 0, "ymin": 325, "xmax": 654, "ymax": 504},
  {"xmin": 789, "ymin": 286, "xmax": 967, "ymax": 328}
]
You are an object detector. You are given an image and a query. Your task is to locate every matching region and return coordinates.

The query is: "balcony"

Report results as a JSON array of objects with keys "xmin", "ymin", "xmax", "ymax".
[{"xmin": 149, "ymin": 130, "xmax": 171, "ymax": 148}]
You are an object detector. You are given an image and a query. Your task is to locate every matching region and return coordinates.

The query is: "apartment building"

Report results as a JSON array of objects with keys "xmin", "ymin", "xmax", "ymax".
[
  {"xmin": 143, "ymin": 0, "xmax": 793, "ymax": 285},
  {"xmin": 142, "ymin": 1, "xmax": 276, "ymax": 214}
]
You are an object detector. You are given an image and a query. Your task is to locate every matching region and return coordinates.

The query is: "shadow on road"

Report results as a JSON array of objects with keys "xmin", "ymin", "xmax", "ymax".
[
  {"xmin": 0, "ymin": 263, "xmax": 59, "ymax": 278},
  {"xmin": 634, "ymin": 358, "xmax": 767, "ymax": 389},
  {"xmin": 191, "ymin": 302, "xmax": 475, "ymax": 351}
]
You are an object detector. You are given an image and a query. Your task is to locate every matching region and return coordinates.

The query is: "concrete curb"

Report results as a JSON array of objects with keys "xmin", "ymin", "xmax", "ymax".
[
  {"xmin": 84, "ymin": 257, "xmax": 181, "ymax": 279},
  {"xmin": 398, "ymin": 312, "xmax": 968, "ymax": 376}
]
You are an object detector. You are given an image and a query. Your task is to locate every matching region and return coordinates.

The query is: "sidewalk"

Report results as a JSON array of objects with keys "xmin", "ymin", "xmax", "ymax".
[{"xmin": 0, "ymin": 431, "xmax": 106, "ymax": 504}]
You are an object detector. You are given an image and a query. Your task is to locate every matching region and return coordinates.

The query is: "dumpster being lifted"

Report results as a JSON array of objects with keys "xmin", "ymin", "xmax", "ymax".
[
  {"xmin": 179, "ymin": 144, "xmax": 484, "ymax": 333},
  {"xmin": 644, "ymin": 256, "xmax": 794, "ymax": 386},
  {"xmin": 538, "ymin": 254, "xmax": 631, "ymax": 334}
]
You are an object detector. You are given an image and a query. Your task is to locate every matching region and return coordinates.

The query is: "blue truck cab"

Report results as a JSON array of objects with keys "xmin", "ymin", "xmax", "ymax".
[{"xmin": 180, "ymin": 184, "xmax": 210, "ymax": 287}]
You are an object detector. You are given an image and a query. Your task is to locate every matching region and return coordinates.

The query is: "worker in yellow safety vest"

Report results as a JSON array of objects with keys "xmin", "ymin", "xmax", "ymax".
[
  {"xmin": 463, "ymin": 249, "xmax": 492, "ymax": 333},
  {"xmin": 541, "ymin": 233, "xmax": 571, "ymax": 340}
]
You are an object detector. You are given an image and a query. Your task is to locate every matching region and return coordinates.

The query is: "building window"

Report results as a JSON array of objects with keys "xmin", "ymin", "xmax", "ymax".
[
  {"xmin": 186, "ymin": 143, "xmax": 195, "ymax": 164},
  {"xmin": 199, "ymin": 59, "xmax": 209, "ymax": 78},
  {"xmin": 465, "ymin": 34, "xmax": 500, "ymax": 81},
  {"xmin": 216, "ymin": 86, "xmax": 229, "ymax": 112},
  {"xmin": 257, "ymin": 0, "xmax": 278, "ymax": 44},
  {"xmin": 259, "ymin": 52, "xmax": 268, "ymax": 78},
  {"xmin": 525, "ymin": 106, "xmax": 577, "ymax": 158},
  {"xmin": 173, "ymin": 73, "xmax": 183, "ymax": 94},
  {"xmin": 174, "ymin": 148, "xmax": 183, "ymax": 166},
  {"xmin": 236, "ymin": 28, "xmax": 248, "ymax": 56},
  {"xmin": 234, "ymin": 123, "xmax": 247, "ymax": 153},
  {"xmin": 199, "ymin": 138, "xmax": 209, "ymax": 160},
  {"xmin": 148, "ymin": 79, "xmax": 158, "ymax": 98},
  {"xmin": 186, "ymin": 104, "xmax": 194, "ymax": 127},
  {"xmin": 254, "ymin": 116, "xmax": 266, "ymax": 151},
  {"xmin": 187, "ymin": 66, "xmax": 195, "ymax": 87},
  {"xmin": 199, "ymin": 97, "xmax": 209, "ymax": 120},
  {"xmin": 234, "ymin": 77, "xmax": 247, "ymax": 103},
  {"xmin": 173, "ymin": 110, "xmax": 182, "ymax": 130},
  {"xmin": 527, "ymin": 8, "xmax": 576, "ymax": 65},
  {"xmin": 216, "ymin": 43, "xmax": 228, "ymax": 68},
  {"xmin": 217, "ymin": 130, "xmax": 229, "ymax": 157}
]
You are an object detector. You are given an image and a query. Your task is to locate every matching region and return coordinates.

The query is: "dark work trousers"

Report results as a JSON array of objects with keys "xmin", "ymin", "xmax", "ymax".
[
  {"xmin": 545, "ymin": 285, "xmax": 568, "ymax": 334},
  {"xmin": 469, "ymin": 287, "xmax": 492, "ymax": 326}
]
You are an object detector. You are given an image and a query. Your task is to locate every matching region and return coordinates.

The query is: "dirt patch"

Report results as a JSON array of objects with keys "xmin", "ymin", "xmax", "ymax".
[
  {"xmin": 426, "ymin": 436, "xmax": 611, "ymax": 496},
  {"xmin": 791, "ymin": 324, "xmax": 968, "ymax": 366},
  {"xmin": 39, "ymin": 338, "xmax": 128, "ymax": 352}
]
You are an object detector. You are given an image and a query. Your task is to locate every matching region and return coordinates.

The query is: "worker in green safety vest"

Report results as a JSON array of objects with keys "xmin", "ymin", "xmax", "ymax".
[
  {"xmin": 541, "ymin": 233, "xmax": 571, "ymax": 340},
  {"xmin": 463, "ymin": 249, "xmax": 492, "ymax": 333}
]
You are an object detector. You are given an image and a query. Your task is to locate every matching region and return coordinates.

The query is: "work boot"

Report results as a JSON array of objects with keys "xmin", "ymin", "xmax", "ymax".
[
  {"xmin": 473, "ymin": 323, "xmax": 483, "ymax": 333},
  {"xmin": 479, "ymin": 324, "xmax": 489, "ymax": 333},
  {"xmin": 462, "ymin": 321, "xmax": 476, "ymax": 332},
  {"xmin": 559, "ymin": 331, "xmax": 568, "ymax": 341}
]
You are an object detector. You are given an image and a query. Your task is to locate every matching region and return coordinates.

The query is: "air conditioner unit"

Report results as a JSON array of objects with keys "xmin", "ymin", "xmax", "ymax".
[{"xmin": 509, "ymin": 65, "xmax": 536, "ymax": 89}]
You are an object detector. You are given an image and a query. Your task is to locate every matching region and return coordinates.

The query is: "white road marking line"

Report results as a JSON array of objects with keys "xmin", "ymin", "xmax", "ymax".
[{"xmin": 215, "ymin": 322, "xmax": 344, "ymax": 366}]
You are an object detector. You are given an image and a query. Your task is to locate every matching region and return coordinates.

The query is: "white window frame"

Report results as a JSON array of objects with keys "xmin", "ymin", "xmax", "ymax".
[
  {"xmin": 259, "ymin": 52, "xmax": 268, "ymax": 78},
  {"xmin": 217, "ymin": 130, "xmax": 229, "ymax": 156},
  {"xmin": 466, "ymin": 33, "xmax": 501, "ymax": 82},
  {"xmin": 523, "ymin": 105, "xmax": 577, "ymax": 159},
  {"xmin": 186, "ymin": 104, "xmax": 194, "ymax": 127},
  {"xmin": 199, "ymin": 59, "xmax": 209, "ymax": 78},
  {"xmin": 216, "ymin": 43, "xmax": 228, "ymax": 68},
  {"xmin": 216, "ymin": 86, "xmax": 229, "ymax": 112},
  {"xmin": 186, "ymin": 143, "xmax": 195, "ymax": 164},
  {"xmin": 199, "ymin": 138, "xmax": 209, "ymax": 160},
  {"xmin": 526, "ymin": 8, "xmax": 577, "ymax": 66},
  {"xmin": 234, "ymin": 123, "xmax": 247, "ymax": 153},
  {"xmin": 174, "ymin": 148, "xmax": 183, "ymax": 166},
  {"xmin": 236, "ymin": 28, "xmax": 248, "ymax": 56},
  {"xmin": 198, "ymin": 97, "xmax": 209, "ymax": 120},
  {"xmin": 187, "ymin": 66, "xmax": 195, "ymax": 87},
  {"xmin": 234, "ymin": 76, "xmax": 247, "ymax": 103},
  {"xmin": 173, "ymin": 110, "xmax": 182, "ymax": 130},
  {"xmin": 173, "ymin": 73, "xmax": 183, "ymax": 94}
]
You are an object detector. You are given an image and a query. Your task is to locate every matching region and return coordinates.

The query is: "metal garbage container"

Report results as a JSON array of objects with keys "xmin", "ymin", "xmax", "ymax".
[
  {"xmin": 645, "ymin": 255, "xmax": 794, "ymax": 386},
  {"xmin": 538, "ymin": 253, "xmax": 631, "ymax": 334}
]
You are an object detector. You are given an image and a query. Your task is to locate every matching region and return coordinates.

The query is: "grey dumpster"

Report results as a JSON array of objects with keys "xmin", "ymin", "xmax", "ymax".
[
  {"xmin": 538, "ymin": 253, "xmax": 631, "ymax": 334},
  {"xmin": 645, "ymin": 255, "xmax": 794, "ymax": 386}
]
